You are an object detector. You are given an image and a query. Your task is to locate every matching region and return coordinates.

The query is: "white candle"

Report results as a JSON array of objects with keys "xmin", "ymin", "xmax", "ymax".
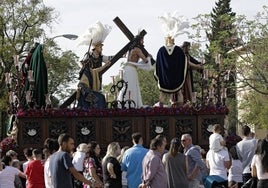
[
  {"xmin": 28, "ymin": 70, "xmax": 33, "ymax": 81},
  {"xmin": 128, "ymin": 90, "xmax": 131, "ymax": 100},
  {"xmin": 192, "ymin": 92, "xmax": 197, "ymax": 103},
  {"xmin": 119, "ymin": 70, "xmax": 123, "ymax": 80},
  {"xmin": 9, "ymin": 91, "xmax": 14, "ymax": 103},
  {"xmin": 13, "ymin": 55, "xmax": 19, "ymax": 67},
  {"xmin": 221, "ymin": 88, "xmax": 227, "ymax": 98},
  {"xmin": 209, "ymin": 88, "xmax": 214, "ymax": 98},
  {"xmin": 105, "ymin": 93, "xmax": 109, "ymax": 101},
  {"xmin": 203, "ymin": 69, "xmax": 208, "ymax": 80},
  {"xmin": 45, "ymin": 94, "xmax": 51, "ymax": 105},
  {"xmin": 225, "ymin": 70, "xmax": 230, "ymax": 81},
  {"xmin": 215, "ymin": 54, "xmax": 221, "ymax": 64},
  {"xmin": 26, "ymin": 91, "xmax": 31, "ymax": 103},
  {"xmin": 5, "ymin": 72, "xmax": 10, "ymax": 84},
  {"xmin": 111, "ymin": 76, "xmax": 115, "ymax": 85}
]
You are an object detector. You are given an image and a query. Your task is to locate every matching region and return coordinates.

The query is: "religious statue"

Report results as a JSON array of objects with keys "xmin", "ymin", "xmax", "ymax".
[
  {"xmin": 181, "ymin": 41, "xmax": 203, "ymax": 103},
  {"xmin": 76, "ymin": 21, "xmax": 112, "ymax": 109},
  {"xmin": 117, "ymin": 35, "xmax": 152, "ymax": 108},
  {"xmin": 154, "ymin": 12, "xmax": 189, "ymax": 107}
]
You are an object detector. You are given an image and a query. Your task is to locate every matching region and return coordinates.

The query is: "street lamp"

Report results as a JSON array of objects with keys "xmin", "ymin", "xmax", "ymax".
[{"xmin": 50, "ymin": 34, "xmax": 78, "ymax": 40}]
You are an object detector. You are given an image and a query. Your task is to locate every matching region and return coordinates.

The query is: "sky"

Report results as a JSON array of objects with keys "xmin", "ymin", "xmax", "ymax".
[{"xmin": 43, "ymin": 0, "xmax": 267, "ymax": 85}]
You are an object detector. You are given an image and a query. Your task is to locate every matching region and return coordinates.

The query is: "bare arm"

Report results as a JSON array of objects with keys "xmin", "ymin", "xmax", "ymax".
[
  {"xmin": 69, "ymin": 167, "xmax": 96, "ymax": 187},
  {"xmin": 107, "ymin": 162, "xmax": 116, "ymax": 178},
  {"xmin": 251, "ymin": 165, "xmax": 257, "ymax": 177},
  {"xmin": 89, "ymin": 166, "xmax": 103, "ymax": 186},
  {"xmin": 19, "ymin": 172, "xmax": 26, "ymax": 179},
  {"xmin": 189, "ymin": 61, "xmax": 203, "ymax": 70}
]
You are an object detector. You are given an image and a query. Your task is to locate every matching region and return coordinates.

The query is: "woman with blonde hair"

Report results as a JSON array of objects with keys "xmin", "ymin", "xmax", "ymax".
[{"xmin": 102, "ymin": 142, "xmax": 122, "ymax": 188}]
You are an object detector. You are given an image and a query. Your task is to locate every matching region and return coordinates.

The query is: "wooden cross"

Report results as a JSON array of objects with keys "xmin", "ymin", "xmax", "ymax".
[
  {"xmin": 114, "ymin": 17, "xmax": 155, "ymax": 64},
  {"xmin": 99, "ymin": 16, "xmax": 154, "ymax": 75},
  {"xmin": 60, "ymin": 17, "xmax": 153, "ymax": 108}
]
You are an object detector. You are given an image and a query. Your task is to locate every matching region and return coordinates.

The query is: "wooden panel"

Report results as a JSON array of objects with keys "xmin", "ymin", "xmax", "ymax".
[
  {"xmin": 197, "ymin": 115, "xmax": 225, "ymax": 149},
  {"xmin": 15, "ymin": 114, "xmax": 226, "ymax": 159},
  {"xmin": 173, "ymin": 115, "xmax": 197, "ymax": 144}
]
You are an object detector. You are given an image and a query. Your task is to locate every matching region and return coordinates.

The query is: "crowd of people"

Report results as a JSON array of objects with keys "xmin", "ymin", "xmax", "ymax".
[{"xmin": 0, "ymin": 125, "xmax": 267, "ymax": 188}]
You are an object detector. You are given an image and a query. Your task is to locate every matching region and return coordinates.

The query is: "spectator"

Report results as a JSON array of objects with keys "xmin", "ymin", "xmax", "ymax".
[
  {"xmin": 236, "ymin": 125, "xmax": 257, "ymax": 184},
  {"xmin": 102, "ymin": 142, "xmax": 122, "ymax": 188},
  {"xmin": 121, "ymin": 132, "xmax": 148, "ymax": 188},
  {"xmin": 0, "ymin": 155, "xmax": 26, "ymax": 188},
  {"xmin": 43, "ymin": 138, "xmax": 59, "ymax": 188},
  {"xmin": 25, "ymin": 149, "xmax": 45, "ymax": 188},
  {"xmin": 251, "ymin": 138, "xmax": 268, "ymax": 188},
  {"xmin": 225, "ymin": 126, "xmax": 242, "ymax": 150},
  {"xmin": 117, "ymin": 146, "xmax": 129, "ymax": 188},
  {"xmin": 162, "ymin": 137, "xmax": 189, "ymax": 188},
  {"xmin": 139, "ymin": 135, "xmax": 168, "ymax": 188},
  {"xmin": 11, "ymin": 159, "xmax": 23, "ymax": 188},
  {"xmin": 72, "ymin": 143, "xmax": 88, "ymax": 188},
  {"xmin": 84, "ymin": 141, "xmax": 103, "ymax": 188},
  {"xmin": 209, "ymin": 124, "xmax": 226, "ymax": 152},
  {"xmin": 49, "ymin": 133, "xmax": 96, "ymax": 188},
  {"xmin": 228, "ymin": 146, "xmax": 243, "ymax": 188},
  {"xmin": 206, "ymin": 143, "xmax": 231, "ymax": 187},
  {"xmin": 6, "ymin": 150, "xmax": 18, "ymax": 161},
  {"xmin": 22, "ymin": 148, "xmax": 33, "ymax": 172},
  {"xmin": 181, "ymin": 134, "xmax": 206, "ymax": 188}
]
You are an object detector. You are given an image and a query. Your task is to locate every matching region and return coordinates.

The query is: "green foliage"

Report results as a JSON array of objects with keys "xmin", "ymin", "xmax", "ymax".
[
  {"xmin": 138, "ymin": 68, "xmax": 159, "ymax": 106},
  {"xmin": 102, "ymin": 68, "xmax": 159, "ymax": 106},
  {"xmin": 190, "ymin": 0, "xmax": 239, "ymax": 125},
  {"xmin": 0, "ymin": 0, "xmax": 79, "ymax": 108}
]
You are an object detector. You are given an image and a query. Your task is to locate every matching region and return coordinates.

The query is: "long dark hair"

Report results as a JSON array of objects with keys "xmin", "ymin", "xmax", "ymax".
[
  {"xmin": 129, "ymin": 35, "xmax": 144, "ymax": 51},
  {"xmin": 260, "ymin": 139, "xmax": 268, "ymax": 173},
  {"xmin": 168, "ymin": 137, "xmax": 180, "ymax": 157},
  {"xmin": 89, "ymin": 141, "xmax": 101, "ymax": 168}
]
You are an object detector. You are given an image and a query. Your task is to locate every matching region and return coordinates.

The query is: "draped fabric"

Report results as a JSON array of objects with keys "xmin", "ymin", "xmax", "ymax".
[
  {"xmin": 77, "ymin": 64, "xmax": 106, "ymax": 109},
  {"xmin": 154, "ymin": 46, "xmax": 187, "ymax": 93},
  {"xmin": 29, "ymin": 44, "xmax": 48, "ymax": 108},
  {"xmin": 183, "ymin": 55, "xmax": 202, "ymax": 102}
]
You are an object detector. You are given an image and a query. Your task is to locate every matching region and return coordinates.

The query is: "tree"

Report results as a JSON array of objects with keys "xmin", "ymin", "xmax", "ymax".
[
  {"xmin": 190, "ymin": 4, "xmax": 268, "ymax": 128},
  {"xmin": 0, "ymin": 0, "xmax": 79, "ymax": 111},
  {"xmin": 190, "ymin": 0, "xmax": 239, "ymax": 127}
]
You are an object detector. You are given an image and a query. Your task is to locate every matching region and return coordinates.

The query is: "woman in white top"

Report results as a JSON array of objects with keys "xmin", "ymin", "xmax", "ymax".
[
  {"xmin": 251, "ymin": 138, "xmax": 268, "ymax": 188},
  {"xmin": 0, "ymin": 155, "xmax": 26, "ymax": 188},
  {"xmin": 228, "ymin": 146, "xmax": 243, "ymax": 188}
]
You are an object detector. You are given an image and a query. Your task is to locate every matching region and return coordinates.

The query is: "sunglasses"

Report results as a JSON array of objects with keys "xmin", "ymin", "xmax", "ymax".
[{"xmin": 181, "ymin": 139, "xmax": 187, "ymax": 142}]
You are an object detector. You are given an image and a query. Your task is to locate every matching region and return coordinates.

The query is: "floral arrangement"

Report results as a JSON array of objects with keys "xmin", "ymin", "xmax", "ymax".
[
  {"xmin": 16, "ymin": 105, "xmax": 229, "ymax": 118},
  {"xmin": 0, "ymin": 136, "xmax": 16, "ymax": 151}
]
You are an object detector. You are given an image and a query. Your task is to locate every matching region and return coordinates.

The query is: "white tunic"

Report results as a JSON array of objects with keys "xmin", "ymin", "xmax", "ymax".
[{"xmin": 117, "ymin": 58, "xmax": 152, "ymax": 108}]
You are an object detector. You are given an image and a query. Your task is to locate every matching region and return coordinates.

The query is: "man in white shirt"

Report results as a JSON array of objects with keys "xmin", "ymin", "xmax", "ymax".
[{"xmin": 236, "ymin": 125, "xmax": 257, "ymax": 184}]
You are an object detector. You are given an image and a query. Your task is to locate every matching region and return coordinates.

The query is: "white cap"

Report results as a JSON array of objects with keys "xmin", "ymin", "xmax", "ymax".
[
  {"xmin": 78, "ymin": 21, "xmax": 112, "ymax": 47},
  {"xmin": 158, "ymin": 11, "xmax": 189, "ymax": 39}
]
